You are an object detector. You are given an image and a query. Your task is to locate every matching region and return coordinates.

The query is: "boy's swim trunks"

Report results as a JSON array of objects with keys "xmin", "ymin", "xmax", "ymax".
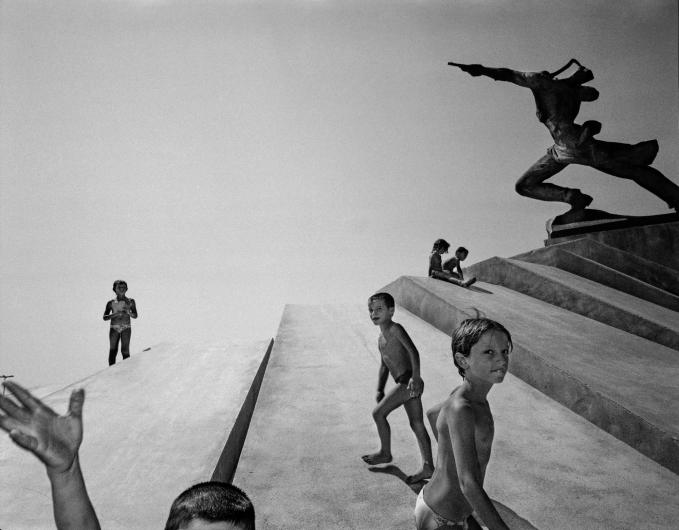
[{"xmin": 414, "ymin": 489, "xmax": 469, "ymax": 529}]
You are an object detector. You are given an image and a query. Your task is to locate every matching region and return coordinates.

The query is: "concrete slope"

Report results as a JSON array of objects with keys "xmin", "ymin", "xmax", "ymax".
[
  {"xmin": 512, "ymin": 242, "xmax": 679, "ymax": 310},
  {"xmin": 525, "ymin": 237, "xmax": 679, "ymax": 296},
  {"xmin": 382, "ymin": 276, "xmax": 679, "ymax": 473},
  {"xmin": 0, "ymin": 340, "xmax": 271, "ymax": 530},
  {"xmin": 547, "ymin": 220, "xmax": 679, "ymax": 271},
  {"xmin": 466, "ymin": 257, "xmax": 679, "ymax": 350},
  {"xmin": 235, "ymin": 304, "xmax": 679, "ymax": 529}
]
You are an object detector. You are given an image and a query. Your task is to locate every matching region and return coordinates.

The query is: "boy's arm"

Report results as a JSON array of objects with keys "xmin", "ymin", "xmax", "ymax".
[
  {"xmin": 102, "ymin": 301, "xmax": 112, "ymax": 321},
  {"xmin": 426, "ymin": 401, "xmax": 445, "ymax": 441},
  {"xmin": 128, "ymin": 299, "xmax": 138, "ymax": 319},
  {"xmin": 392, "ymin": 325, "xmax": 423, "ymax": 394},
  {"xmin": 448, "ymin": 404, "xmax": 508, "ymax": 530},
  {"xmin": 456, "ymin": 261, "xmax": 464, "ymax": 279},
  {"xmin": 0, "ymin": 382, "xmax": 101, "ymax": 530},
  {"xmin": 376, "ymin": 360, "xmax": 389, "ymax": 402}
]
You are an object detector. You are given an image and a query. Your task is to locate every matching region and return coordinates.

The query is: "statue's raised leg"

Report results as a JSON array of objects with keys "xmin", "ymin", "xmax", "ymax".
[
  {"xmin": 515, "ymin": 152, "xmax": 593, "ymax": 210},
  {"xmin": 594, "ymin": 161, "xmax": 679, "ymax": 211}
]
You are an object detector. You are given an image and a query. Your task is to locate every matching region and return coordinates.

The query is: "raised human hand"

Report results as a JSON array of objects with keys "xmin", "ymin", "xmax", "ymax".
[{"xmin": 0, "ymin": 381, "xmax": 84, "ymax": 473}]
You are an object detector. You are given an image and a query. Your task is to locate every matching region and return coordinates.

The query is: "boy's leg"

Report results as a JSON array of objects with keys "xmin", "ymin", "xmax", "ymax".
[
  {"xmin": 403, "ymin": 396, "xmax": 434, "ymax": 483},
  {"xmin": 120, "ymin": 328, "xmax": 131, "ymax": 360},
  {"xmin": 108, "ymin": 329, "xmax": 120, "ymax": 366},
  {"xmin": 362, "ymin": 384, "xmax": 410, "ymax": 465}
]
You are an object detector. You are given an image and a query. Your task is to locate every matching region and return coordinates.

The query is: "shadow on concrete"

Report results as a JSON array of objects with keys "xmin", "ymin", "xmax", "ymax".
[
  {"xmin": 367, "ymin": 464, "xmax": 424, "ymax": 493},
  {"xmin": 368, "ymin": 465, "xmax": 539, "ymax": 529},
  {"xmin": 467, "ymin": 285, "xmax": 493, "ymax": 294}
]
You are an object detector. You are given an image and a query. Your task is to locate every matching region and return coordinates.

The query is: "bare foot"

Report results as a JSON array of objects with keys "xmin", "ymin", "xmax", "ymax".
[
  {"xmin": 406, "ymin": 463, "xmax": 434, "ymax": 484},
  {"xmin": 463, "ymin": 277, "xmax": 477, "ymax": 288},
  {"xmin": 362, "ymin": 451, "xmax": 392, "ymax": 465}
]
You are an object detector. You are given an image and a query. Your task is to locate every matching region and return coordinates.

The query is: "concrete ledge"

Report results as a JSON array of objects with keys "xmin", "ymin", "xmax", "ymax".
[
  {"xmin": 212, "ymin": 339, "xmax": 274, "ymax": 483},
  {"xmin": 0, "ymin": 341, "xmax": 271, "ymax": 530},
  {"xmin": 466, "ymin": 257, "xmax": 679, "ymax": 351},
  {"xmin": 546, "ymin": 220, "xmax": 679, "ymax": 271},
  {"xmin": 236, "ymin": 304, "xmax": 679, "ymax": 529},
  {"xmin": 512, "ymin": 244, "xmax": 679, "ymax": 311},
  {"xmin": 382, "ymin": 276, "xmax": 679, "ymax": 473}
]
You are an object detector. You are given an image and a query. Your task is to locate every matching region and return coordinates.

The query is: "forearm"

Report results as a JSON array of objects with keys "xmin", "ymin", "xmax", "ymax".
[
  {"xmin": 47, "ymin": 457, "xmax": 100, "ymax": 530},
  {"xmin": 461, "ymin": 482, "xmax": 508, "ymax": 530},
  {"xmin": 377, "ymin": 366, "xmax": 389, "ymax": 391}
]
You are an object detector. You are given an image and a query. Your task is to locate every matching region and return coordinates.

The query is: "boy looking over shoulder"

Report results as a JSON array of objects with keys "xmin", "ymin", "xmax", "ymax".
[
  {"xmin": 417, "ymin": 318, "xmax": 512, "ymax": 530},
  {"xmin": 362, "ymin": 292, "xmax": 434, "ymax": 483}
]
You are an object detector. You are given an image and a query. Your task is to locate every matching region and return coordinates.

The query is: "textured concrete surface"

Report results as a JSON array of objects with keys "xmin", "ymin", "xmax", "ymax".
[
  {"xmin": 235, "ymin": 304, "xmax": 679, "ymax": 529},
  {"xmin": 0, "ymin": 341, "xmax": 270, "ymax": 530},
  {"xmin": 513, "ymin": 244, "xmax": 679, "ymax": 310},
  {"xmin": 383, "ymin": 276, "xmax": 679, "ymax": 473},
  {"xmin": 466, "ymin": 257, "xmax": 679, "ymax": 350},
  {"xmin": 530, "ymin": 237, "xmax": 679, "ymax": 296},
  {"xmin": 547, "ymin": 220, "xmax": 679, "ymax": 270}
]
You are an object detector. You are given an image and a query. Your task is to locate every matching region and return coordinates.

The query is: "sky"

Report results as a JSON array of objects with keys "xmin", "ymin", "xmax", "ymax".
[{"xmin": 1, "ymin": 0, "xmax": 677, "ymax": 388}]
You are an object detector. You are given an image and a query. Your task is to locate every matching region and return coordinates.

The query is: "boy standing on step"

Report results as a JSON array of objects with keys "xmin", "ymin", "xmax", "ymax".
[{"xmin": 362, "ymin": 292, "xmax": 434, "ymax": 483}]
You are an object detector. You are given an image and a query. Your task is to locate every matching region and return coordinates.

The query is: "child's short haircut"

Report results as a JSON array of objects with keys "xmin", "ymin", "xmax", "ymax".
[
  {"xmin": 112, "ymin": 280, "xmax": 128, "ymax": 291},
  {"xmin": 432, "ymin": 239, "xmax": 450, "ymax": 253},
  {"xmin": 455, "ymin": 247, "xmax": 469, "ymax": 255},
  {"xmin": 164, "ymin": 481, "xmax": 255, "ymax": 530},
  {"xmin": 451, "ymin": 318, "xmax": 512, "ymax": 378},
  {"xmin": 368, "ymin": 292, "xmax": 395, "ymax": 309}
]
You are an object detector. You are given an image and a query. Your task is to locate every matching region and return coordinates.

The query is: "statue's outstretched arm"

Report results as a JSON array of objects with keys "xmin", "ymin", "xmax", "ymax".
[{"xmin": 448, "ymin": 62, "xmax": 526, "ymax": 86}]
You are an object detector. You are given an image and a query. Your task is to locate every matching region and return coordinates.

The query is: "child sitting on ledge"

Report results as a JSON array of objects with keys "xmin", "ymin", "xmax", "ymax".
[{"xmin": 429, "ymin": 239, "xmax": 476, "ymax": 288}]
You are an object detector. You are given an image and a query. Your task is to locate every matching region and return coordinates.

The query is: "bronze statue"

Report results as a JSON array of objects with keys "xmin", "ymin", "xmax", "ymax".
[{"xmin": 449, "ymin": 59, "xmax": 679, "ymax": 214}]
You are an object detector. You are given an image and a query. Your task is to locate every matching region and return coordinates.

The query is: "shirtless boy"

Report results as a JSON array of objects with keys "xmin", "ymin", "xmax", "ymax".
[
  {"xmin": 362, "ymin": 292, "xmax": 434, "ymax": 483},
  {"xmin": 416, "ymin": 318, "xmax": 512, "ymax": 530},
  {"xmin": 103, "ymin": 280, "xmax": 138, "ymax": 366}
]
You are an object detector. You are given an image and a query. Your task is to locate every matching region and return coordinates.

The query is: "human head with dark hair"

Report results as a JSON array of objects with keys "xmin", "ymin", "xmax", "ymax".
[
  {"xmin": 451, "ymin": 318, "xmax": 512, "ymax": 379},
  {"xmin": 112, "ymin": 280, "xmax": 128, "ymax": 293},
  {"xmin": 164, "ymin": 482, "xmax": 255, "ymax": 530},
  {"xmin": 431, "ymin": 239, "xmax": 450, "ymax": 254},
  {"xmin": 368, "ymin": 292, "xmax": 395, "ymax": 309},
  {"xmin": 454, "ymin": 247, "xmax": 469, "ymax": 261}
]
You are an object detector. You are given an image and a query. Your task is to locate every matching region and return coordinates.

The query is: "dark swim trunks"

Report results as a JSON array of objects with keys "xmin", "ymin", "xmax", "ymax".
[{"xmin": 394, "ymin": 370, "xmax": 413, "ymax": 385}]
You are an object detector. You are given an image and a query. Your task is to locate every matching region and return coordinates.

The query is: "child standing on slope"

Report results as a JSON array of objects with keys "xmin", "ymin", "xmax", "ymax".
[
  {"xmin": 417, "ymin": 318, "xmax": 512, "ymax": 530},
  {"xmin": 103, "ymin": 280, "xmax": 138, "ymax": 366},
  {"xmin": 362, "ymin": 292, "xmax": 434, "ymax": 484}
]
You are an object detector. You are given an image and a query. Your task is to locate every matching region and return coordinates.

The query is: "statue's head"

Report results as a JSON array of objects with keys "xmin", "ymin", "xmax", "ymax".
[{"xmin": 577, "ymin": 86, "xmax": 599, "ymax": 102}]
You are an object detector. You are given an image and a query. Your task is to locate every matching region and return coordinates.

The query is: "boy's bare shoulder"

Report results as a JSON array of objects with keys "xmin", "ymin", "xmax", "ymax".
[{"xmin": 442, "ymin": 390, "xmax": 473, "ymax": 420}]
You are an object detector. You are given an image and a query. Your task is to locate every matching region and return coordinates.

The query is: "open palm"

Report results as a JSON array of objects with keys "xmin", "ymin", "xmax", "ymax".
[{"xmin": 0, "ymin": 381, "xmax": 83, "ymax": 473}]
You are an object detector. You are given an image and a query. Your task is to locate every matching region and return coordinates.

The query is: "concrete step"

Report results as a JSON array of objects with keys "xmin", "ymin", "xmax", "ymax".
[
  {"xmin": 547, "ymin": 219, "xmax": 679, "ymax": 271},
  {"xmin": 235, "ymin": 304, "xmax": 679, "ymax": 529},
  {"xmin": 465, "ymin": 257, "xmax": 679, "ymax": 350},
  {"xmin": 512, "ymin": 240, "xmax": 679, "ymax": 310},
  {"xmin": 382, "ymin": 276, "xmax": 679, "ymax": 474},
  {"xmin": 0, "ymin": 340, "xmax": 272, "ymax": 530}
]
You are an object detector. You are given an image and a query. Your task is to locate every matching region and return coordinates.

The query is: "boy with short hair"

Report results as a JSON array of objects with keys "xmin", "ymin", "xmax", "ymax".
[
  {"xmin": 362, "ymin": 292, "xmax": 434, "ymax": 483},
  {"xmin": 417, "ymin": 318, "xmax": 512, "ymax": 530},
  {"xmin": 0, "ymin": 380, "xmax": 255, "ymax": 530},
  {"xmin": 103, "ymin": 280, "xmax": 138, "ymax": 366},
  {"xmin": 165, "ymin": 481, "xmax": 255, "ymax": 530}
]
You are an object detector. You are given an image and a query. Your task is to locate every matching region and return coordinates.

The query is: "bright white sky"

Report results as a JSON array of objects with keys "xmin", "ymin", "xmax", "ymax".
[{"xmin": 1, "ymin": 0, "xmax": 677, "ymax": 387}]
